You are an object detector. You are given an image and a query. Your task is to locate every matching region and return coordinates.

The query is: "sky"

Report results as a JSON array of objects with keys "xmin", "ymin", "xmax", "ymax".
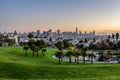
[{"xmin": 1, "ymin": 0, "xmax": 120, "ymax": 33}]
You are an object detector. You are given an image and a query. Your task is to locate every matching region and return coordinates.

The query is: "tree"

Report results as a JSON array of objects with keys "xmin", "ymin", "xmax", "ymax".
[
  {"xmin": 98, "ymin": 51, "xmax": 104, "ymax": 61},
  {"xmin": 76, "ymin": 44, "xmax": 84, "ymax": 49},
  {"xmin": 82, "ymin": 47, "xmax": 88, "ymax": 64},
  {"xmin": 89, "ymin": 42, "xmax": 97, "ymax": 50},
  {"xmin": 84, "ymin": 38, "xmax": 88, "ymax": 43},
  {"xmin": 30, "ymin": 44, "xmax": 36, "ymax": 57},
  {"xmin": 73, "ymin": 50, "xmax": 82, "ymax": 64},
  {"xmin": 34, "ymin": 46, "xmax": 39, "ymax": 57},
  {"xmin": 116, "ymin": 32, "xmax": 119, "ymax": 41},
  {"xmin": 88, "ymin": 53, "xmax": 96, "ymax": 64},
  {"xmin": 108, "ymin": 41, "xmax": 113, "ymax": 50},
  {"xmin": 28, "ymin": 33, "xmax": 34, "ymax": 39},
  {"xmin": 55, "ymin": 41, "xmax": 64, "ymax": 51},
  {"xmin": 112, "ymin": 34, "xmax": 115, "ymax": 39},
  {"xmin": 54, "ymin": 51, "xmax": 64, "ymax": 64},
  {"xmin": 35, "ymin": 39, "xmax": 46, "ymax": 49},
  {"xmin": 108, "ymin": 35, "xmax": 111, "ymax": 39},
  {"xmin": 117, "ymin": 41, "xmax": 120, "ymax": 50},
  {"xmin": 107, "ymin": 50, "xmax": 111, "ymax": 55},
  {"xmin": 69, "ymin": 45, "xmax": 74, "ymax": 51},
  {"xmin": 63, "ymin": 39, "xmax": 70, "ymax": 49},
  {"xmin": 27, "ymin": 40, "xmax": 35, "ymax": 48},
  {"xmin": 66, "ymin": 51, "xmax": 73, "ymax": 64},
  {"xmin": 23, "ymin": 45, "xmax": 29, "ymax": 56},
  {"xmin": 41, "ymin": 48, "xmax": 47, "ymax": 56}
]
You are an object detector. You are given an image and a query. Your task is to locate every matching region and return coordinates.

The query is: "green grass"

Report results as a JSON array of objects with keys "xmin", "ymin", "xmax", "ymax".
[{"xmin": 0, "ymin": 47, "xmax": 120, "ymax": 80}]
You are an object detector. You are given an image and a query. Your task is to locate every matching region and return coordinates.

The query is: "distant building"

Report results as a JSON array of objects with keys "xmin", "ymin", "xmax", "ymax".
[
  {"xmin": 76, "ymin": 27, "xmax": 78, "ymax": 34},
  {"xmin": 79, "ymin": 30, "xmax": 82, "ymax": 35},
  {"xmin": 57, "ymin": 29, "xmax": 60, "ymax": 34}
]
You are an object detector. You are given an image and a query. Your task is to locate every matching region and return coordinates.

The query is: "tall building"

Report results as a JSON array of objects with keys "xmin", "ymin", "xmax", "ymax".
[
  {"xmin": 76, "ymin": 27, "xmax": 78, "ymax": 34},
  {"xmin": 93, "ymin": 30, "xmax": 95, "ymax": 35},
  {"xmin": 79, "ymin": 30, "xmax": 82, "ymax": 35},
  {"xmin": 57, "ymin": 29, "xmax": 60, "ymax": 34},
  {"xmin": 48, "ymin": 29, "xmax": 52, "ymax": 37},
  {"xmin": 85, "ymin": 31, "xmax": 86, "ymax": 35},
  {"xmin": 14, "ymin": 30, "xmax": 17, "ymax": 35},
  {"xmin": 37, "ymin": 30, "xmax": 40, "ymax": 37}
]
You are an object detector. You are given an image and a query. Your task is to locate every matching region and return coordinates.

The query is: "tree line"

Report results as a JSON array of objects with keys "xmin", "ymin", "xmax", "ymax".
[
  {"xmin": 54, "ymin": 41, "xmax": 96, "ymax": 64},
  {"xmin": 23, "ymin": 39, "xmax": 46, "ymax": 57}
]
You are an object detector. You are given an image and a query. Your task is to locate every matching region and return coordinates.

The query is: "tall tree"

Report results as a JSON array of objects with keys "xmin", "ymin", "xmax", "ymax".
[
  {"xmin": 34, "ymin": 46, "xmax": 39, "ymax": 57},
  {"xmin": 66, "ymin": 51, "xmax": 73, "ymax": 64},
  {"xmin": 88, "ymin": 53, "xmax": 96, "ymax": 64},
  {"xmin": 89, "ymin": 42, "xmax": 97, "ymax": 50},
  {"xmin": 54, "ymin": 51, "xmax": 64, "ymax": 64},
  {"xmin": 63, "ymin": 39, "xmax": 70, "ymax": 49},
  {"xmin": 112, "ymin": 34, "xmax": 115, "ymax": 39},
  {"xmin": 30, "ymin": 44, "xmax": 36, "ymax": 57},
  {"xmin": 116, "ymin": 32, "xmax": 119, "ymax": 41},
  {"xmin": 82, "ymin": 47, "xmax": 88, "ymax": 64},
  {"xmin": 55, "ymin": 41, "xmax": 64, "ymax": 51},
  {"xmin": 117, "ymin": 41, "xmax": 120, "ymax": 50},
  {"xmin": 23, "ymin": 45, "xmax": 29, "ymax": 56},
  {"xmin": 108, "ymin": 41, "xmax": 113, "ymax": 50},
  {"xmin": 28, "ymin": 33, "xmax": 34, "ymax": 39},
  {"xmin": 27, "ymin": 40, "xmax": 35, "ymax": 47},
  {"xmin": 108, "ymin": 35, "xmax": 111, "ymax": 39},
  {"xmin": 41, "ymin": 48, "xmax": 47, "ymax": 56},
  {"xmin": 73, "ymin": 50, "xmax": 82, "ymax": 64},
  {"xmin": 35, "ymin": 39, "xmax": 46, "ymax": 49}
]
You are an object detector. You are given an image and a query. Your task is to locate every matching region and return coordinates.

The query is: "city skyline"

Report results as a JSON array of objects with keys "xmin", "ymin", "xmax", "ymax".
[{"xmin": 1, "ymin": 0, "xmax": 120, "ymax": 33}]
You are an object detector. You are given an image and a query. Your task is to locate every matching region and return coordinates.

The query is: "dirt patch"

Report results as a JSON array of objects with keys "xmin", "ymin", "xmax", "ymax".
[{"xmin": 10, "ymin": 57, "xmax": 21, "ymax": 60}]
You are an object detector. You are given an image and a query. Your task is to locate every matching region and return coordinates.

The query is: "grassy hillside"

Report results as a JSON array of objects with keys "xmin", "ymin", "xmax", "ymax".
[{"xmin": 0, "ymin": 47, "xmax": 120, "ymax": 80}]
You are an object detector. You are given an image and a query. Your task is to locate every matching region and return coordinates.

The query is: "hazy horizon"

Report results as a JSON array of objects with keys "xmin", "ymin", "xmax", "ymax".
[{"xmin": 1, "ymin": 0, "xmax": 120, "ymax": 33}]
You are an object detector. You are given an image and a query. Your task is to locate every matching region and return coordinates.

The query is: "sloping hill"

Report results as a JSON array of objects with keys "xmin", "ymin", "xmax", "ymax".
[{"xmin": 0, "ymin": 47, "xmax": 120, "ymax": 80}]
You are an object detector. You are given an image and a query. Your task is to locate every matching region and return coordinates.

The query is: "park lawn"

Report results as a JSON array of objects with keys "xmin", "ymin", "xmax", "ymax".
[{"xmin": 0, "ymin": 47, "xmax": 120, "ymax": 80}]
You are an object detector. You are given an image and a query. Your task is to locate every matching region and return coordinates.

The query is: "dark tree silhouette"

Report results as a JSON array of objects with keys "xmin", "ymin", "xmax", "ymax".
[
  {"xmin": 54, "ymin": 51, "xmax": 64, "ymax": 64},
  {"xmin": 82, "ymin": 47, "xmax": 88, "ymax": 64},
  {"xmin": 112, "ymin": 34, "xmax": 115, "ymax": 39},
  {"xmin": 88, "ymin": 53, "xmax": 96, "ymax": 64},
  {"xmin": 23, "ymin": 45, "xmax": 29, "ymax": 56},
  {"xmin": 28, "ymin": 33, "xmax": 34, "ymax": 39},
  {"xmin": 116, "ymin": 32, "xmax": 119, "ymax": 41},
  {"xmin": 66, "ymin": 51, "xmax": 73, "ymax": 64},
  {"xmin": 55, "ymin": 41, "xmax": 64, "ymax": 51}
]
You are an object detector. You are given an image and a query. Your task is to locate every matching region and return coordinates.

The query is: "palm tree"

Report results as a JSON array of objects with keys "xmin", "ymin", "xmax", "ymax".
[
  {"xmin": 30, "ymin": 44, "xmax": 36, "ymax": 57},
  {"xmin": 35, "ymin": 39, "xmax": 46, "ymax": 49},
  {"xmin": 63, "ymin": 39, "xmax": 70, "ymax": 49},
  {"xmin": 54, "ymin": 51, "xmax": 64, "ymax": 64},
  {"xmin": 112, "ymin": 34, "xmax": 115, "ymax": 39},
  {"xmin": 82, "ymin": 47, "xmax": 88, "ymax": 64},
  {"xmin": 27, "ymin": 40, "xmax": 35, "ymax": 48},
  {"xmin": 66, "ymin": 51, "xmax": 73, "ymax": 64},
  {"xmin": 23, "ymin": 45, "xmax": 29, "ymax": 56},
  {"xmin": 117, "ymin": 41, "xmax": 120, "ymax": 50},
  {"xmin": 116, "ymin": 32, "xmax": 119, "ymax": 41},
  {"xmin": 28, "ymin": 32, "xmax": 34, "ymax": 39},
  {"xmin": 34, "ymin": 46, "xmax": 39, "ymax": 57},
  {"xmin": 41, "ymin": 48, "xmax": 47, "ymax": 56},
  {"xmin": 73, "ymin": 50, "xmax": 82, "ymax": 64},
  {"xmin": 108, "ymin": 35, "xmax": 111, "ymax": 39},
  {"xmin": 108, "ymin": 41, "xmax": 113, "ymax": 50},
  {"xmin": 98, "ymin": 51, "xmax": 104, "ymax": 61},
  {"xmin": 88, "ymin": 53, "xmax": 96, "ymax": 64},
  {"xmin": 55, "ymin": 41, "xmax": 64, "ymax": 51}
]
